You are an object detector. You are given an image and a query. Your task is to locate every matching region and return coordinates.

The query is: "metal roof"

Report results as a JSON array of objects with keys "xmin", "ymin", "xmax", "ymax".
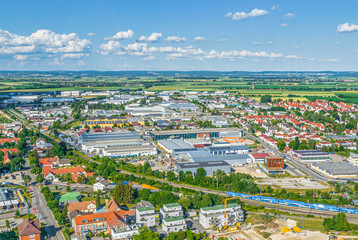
[{"xmin": 81, "ymin": 132, "xmax": 141, "ymax": 142}]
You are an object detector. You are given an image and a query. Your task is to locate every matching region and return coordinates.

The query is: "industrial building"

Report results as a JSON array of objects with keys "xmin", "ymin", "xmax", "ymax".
[
  {"xmin": 348, "ymin": 152, "xmax": 358, "ymax": 166},
  {"xmin": 125, "ymin": 105, "xmax": 166, "ymax": 116},
  {"xmin": 80, "ymin": 132, "xmax": 152, "ymax": 157},
  {"xmin": 176, "ymin": 161, "xmax": 231, "ymax": 176},
  {"xmin": 290, "ymin": 150, "xmax": 331, "ymax": 162},
  {"xmin": 265, "ymin": 156, "xmax": 284, "ymax": 168},
  {"xmin": 150, "ymin": 128, "xmax": 243, "ymax": 140},
  {"xmin": 187, "ymin": 153, "xmax": 252, "ymax": 167},
  {"xmin": 10, "ymin": 95, "xmax": 40, "ymax": 103},
  {"xmin": 311, "ymin": 162, "xmax": 358, "ymax": 178},
  {"xmin": 157, "ymin": 139, "xmax": 195, "ymax": 154},
  {"xmin": 61, "ymin": 90, "xmax": 83, "ymax": 96},
  {"xmin": 199, "ymin": 203, "xmax": 244, "ymax": 229},
  {"xmin": 208, "ymin": 145, "xmax": 250, "ymax": 155},
  {"xmin": 43, "ymin": 97, "xmax": 76, "ymax": 103}
]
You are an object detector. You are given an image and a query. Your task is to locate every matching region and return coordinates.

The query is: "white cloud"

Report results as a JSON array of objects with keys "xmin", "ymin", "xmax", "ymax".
[
  {"xmin": 78, "ymin": 60, "xmax": 86, "ymax": 66},
  {"xmin": 104, "ymin": 29, "xmax": 134, "ymax": 40},
  {"xmin": 320, "ymin": 58, "xmax": 338, "ymax": 62},
  {"xmin": 99, "ymin": 40, "xmax": 121, "ymax": 55},
  {"xmin": 337, "ymin": 23, "xmax": 358, "ymax": 33},
  {"xmin": 138, "ymin": 32, "xmax": 162, "ymax": 42},
  {"xmin": 0, "ymin": 29, "xmax": 91, "ymax": 60},
  {"xmin": 218, "ymin": 39, "xmax": 227, "ymax": 42},
  {"xmin": 281, "ymin": 23, "xmax": 288, "ymax": 27},
  {"xmin": 285, "ymin": 13, "xmax": 294, "ymax": 19},
  {"xmin": 225, "ymin": 9, "xmax": 269, "ymax": 21},
  {"xmin": 293, "ymin": 45, "xmax": 300, "ymax": 49},
  {"xmin": 335, "ymin": 42, "xmax": 342, "ymax": 45},
  {"xmin": 165, "ymin": 36, "xmax": 187, "ymax": 42},
  {"xmin": 87, "ymin": 33, "xmax": 95, "ymax": 36},
  {"xmin": 271, "ymin": 4, "xmax": 279, "ymax": 10},
  {"xmin": 61, "ymin": 53, "xmax": 89, "ymax": 59},
  {"xmin": 13, "ymin": 55, "xmax": 28, "ymax": 61},
  {"xmin": 252, "ymin": 41, "xmax": 273, "ymax": 45},
  {"xmin": 143, "ymin": 55, "xmax": 155, "ymax": 61},
  {"xmin": 193, "ymin": 36, "xmax": 206, "ymax": 42}
]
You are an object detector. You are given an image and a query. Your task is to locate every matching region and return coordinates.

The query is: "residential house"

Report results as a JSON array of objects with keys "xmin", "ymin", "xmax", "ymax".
[{"xmin": 17, "ymin": 218, "xmax": 41, "ymax": 240}]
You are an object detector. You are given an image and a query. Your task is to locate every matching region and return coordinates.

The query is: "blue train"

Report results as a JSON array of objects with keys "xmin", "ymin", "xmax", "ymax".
[{"xmin": 227, "ymin": 191, "xmax": 358, "ymax": 215}]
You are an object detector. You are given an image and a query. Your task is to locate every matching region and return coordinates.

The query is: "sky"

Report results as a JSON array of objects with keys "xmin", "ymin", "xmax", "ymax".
[{"xmin": 1, "ymin": 0, "xmax": 358, "ymax": 71}]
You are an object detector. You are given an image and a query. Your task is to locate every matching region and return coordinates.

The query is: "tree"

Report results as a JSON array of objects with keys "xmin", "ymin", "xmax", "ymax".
[
  {"xmin": 178, "ymin": 198, "xmax": 191, "ymax": 210},
  {"xmin": 167, "ymin": 171, "xmax": 175, "ymax": 181},
  {"xmin": 277, "ymin": 140, "xmax": 286, "ymax": 151},
  {"xmin": 23, "ymin": 175, "xmax": 31, "ymax": 187},
  {"xmin": 111, "ymin": 184, "xmax": 135, "ymax": 204},
  {"xmin": 200, "ymin": 194, "xmax": 213, "ymax": 208},
  {"xmin": 133, "ymin": 227, "xmax": 160, "ymax": 240},
  {"xmin": 194, "ymin": 168, "xmax": 207, "ymax": 184},
  {"xmin": 66, "ymin": 186, "xmax": 71, "ymax": 192},
  {"xmin": 15, "ymin": 210, "xmax": 20, "ymax": 218},
  {"xmin": 5, "ymin": 219, "xmax": 10, "ymax": 228},
  {"xmin": 260, "ymin": 95, "xmax": 272, "ymax": 103},
  {"xmin": 266, "ymin": 185, "xmax": 273, "ymax": 193}
]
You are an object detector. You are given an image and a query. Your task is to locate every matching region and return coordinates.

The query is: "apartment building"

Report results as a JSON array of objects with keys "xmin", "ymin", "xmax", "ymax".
[
  {"xmin": 159, "ymin": 203, "xmax": 184, "ymax": 219},
  {"xmin": 199, "ymin": 203, "xmax": 244, "ymax": 229},
  {"xmin": 162, "ymin": 216, "xmax": 187, "ymax": 234},
  {"xmin": 135, "ymin": 207, "xmax": 159, "ymax": 227}
]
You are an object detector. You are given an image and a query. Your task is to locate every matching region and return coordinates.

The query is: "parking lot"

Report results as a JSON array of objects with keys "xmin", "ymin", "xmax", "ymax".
[
  {"xmin": 255, "ymin": 178, "xmax": 331, "ymax": 190},
  {"xmin": 0, "ymin": 172, "xmax": 24, "ymax": 186}
]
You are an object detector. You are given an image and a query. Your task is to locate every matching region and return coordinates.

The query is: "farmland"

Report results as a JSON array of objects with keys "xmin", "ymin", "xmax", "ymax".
[{"xmin": 2, "ymin": 71, "xmax": 358, "ymax": 104}]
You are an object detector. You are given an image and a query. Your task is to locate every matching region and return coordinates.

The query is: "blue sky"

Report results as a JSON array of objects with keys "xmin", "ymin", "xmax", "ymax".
[{"xmin": 1, "ymin": 0, "xmax": 358, "ymax": 71}]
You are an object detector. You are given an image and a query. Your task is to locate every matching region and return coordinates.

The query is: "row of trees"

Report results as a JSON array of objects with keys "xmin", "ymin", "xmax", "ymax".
[{"xmin": 41, "ymin": 187, "xmax": 67, "ymax": 226}]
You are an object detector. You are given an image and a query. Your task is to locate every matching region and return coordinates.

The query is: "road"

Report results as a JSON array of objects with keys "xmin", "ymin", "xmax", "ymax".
[
  {"xmin": 242, "ymin": 129, "xmax": 336, "ymax": 182},
  {"xmin": 6, "ymin": 109, "xmax": 358, "ymax": 222},
  {"xmin": 23, "ymin": 138, "xmax": 65, "ymax": 240}
]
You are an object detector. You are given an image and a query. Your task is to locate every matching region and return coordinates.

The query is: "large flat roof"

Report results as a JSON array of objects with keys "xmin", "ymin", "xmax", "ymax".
[
  {"xmin": 201, "ymin": 203, "xmax": 240, "ymax": 211},
  {"xmin": 81, "ymin": 132, "xmax": 141, "ymax": 142},
  {"xmin": 176, "ymin": 161, "xmax": 230, "ymax": 169},
  {"xmin": 313, "ymin": 162, "xmax": 358, "ymax": 175},
  {"xmin": 158, "ymin": 139, "xmax": 194, "ymax": 150},
  {"xmin": 293, "ymin": 150, "xmax": 330, "ymax": 156},
  {"xmin": 150, "ymin": 128, "xmax": 241, "ymax": 136}
]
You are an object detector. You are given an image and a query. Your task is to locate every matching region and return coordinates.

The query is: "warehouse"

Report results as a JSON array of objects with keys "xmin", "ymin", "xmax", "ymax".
[
  {"xmin": 150, "ymin": 128, "xmax": 242, "ymax": 140},
  {"xmin": 311, "ymin": 162, "xmax": 358, "ymax": 178},
  {"xmin": 80, "ymin": 132, "xmax": 147, "ymax": 153},
  {"xmin": 176, "ymin": 161, "xmax": 231, "ymax": 176},
  {"xmin": 43, "ymin": 97, "xmax": 76, "ymax": 103},
  {"xmin": 101, "ymin": 145, "xmax": 158, "ymax": 158},
  {"xmin": 11, "ymin": 95, "xmax": 40, "ymax": 103},
  {"xmin": 290, "ymin": 150, "xmax": 331, "ymax": 162},
  {"xmin": 157, "ymin": 139, "xmax": 195, "ymax": 154},
  {"xmin": 188, "ymin": 153, "xmax": 252, "ymax": 166},
  {"xmin": 208, "ymin": 145, "xmax": 250, "ymax": 155}
]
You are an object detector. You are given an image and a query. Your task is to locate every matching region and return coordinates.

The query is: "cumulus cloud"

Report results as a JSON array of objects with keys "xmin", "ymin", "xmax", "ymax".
[
  {"xmin": 337, "ymin": 23, "xmax": 358, "ymax": 33},
  {"xmin": 87, "ymin": 33, "xmax": 95, "ymax": 36},
  {"xmin": 193, "ymin": 36, "xmax": 206, "ymax": 42},
  {"xmin": 138, "ymin": 32, "xmax": 162, "ymax": 42},
  {"xmin": 281, "ymin": 23, "xmax": 288, "ymax": 27},
  {"xmin": 285, "ymin": 13, "xmax": 294, "ymax": 19},
  {"xmin": 104, "ymin": 29, "xmax": 134, "ymax": 40},
  {"xmin": 225, "ymin": 9, "xmax": 269, "ymax": 20},
  {"xmin": 165, "ymin": 36, "xmax": 187, "ymax": 42},
  {"xmin": 0, "ymin": 29, "xmax": 91, "ymax": 62}
]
